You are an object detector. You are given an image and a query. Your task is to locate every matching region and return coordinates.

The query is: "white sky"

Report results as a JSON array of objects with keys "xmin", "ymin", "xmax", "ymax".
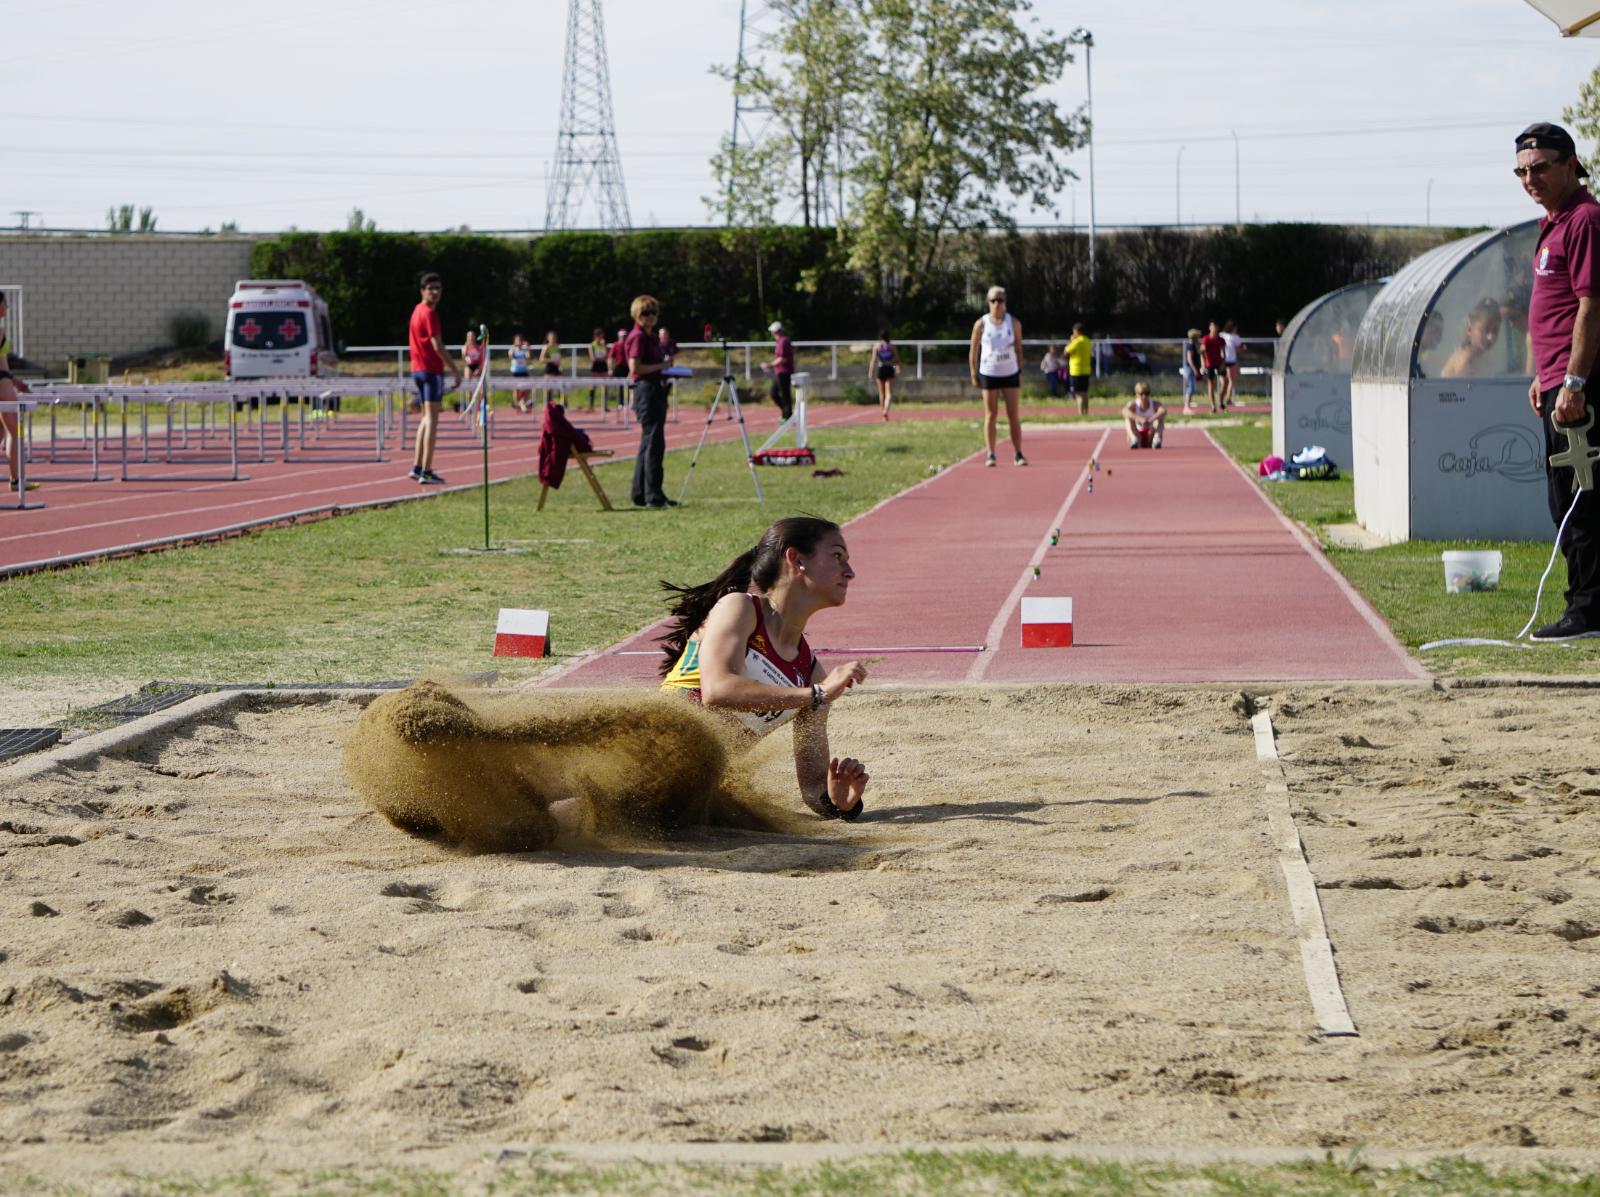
[{"xmin": 4, "ymin": 0, "xmax": 1599, "ymax": 233}]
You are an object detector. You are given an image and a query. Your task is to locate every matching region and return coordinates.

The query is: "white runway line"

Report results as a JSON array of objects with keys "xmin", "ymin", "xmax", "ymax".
[{"xmin": 1250, "ymin": 708, "xmax": 1359, "ymax": 1038}]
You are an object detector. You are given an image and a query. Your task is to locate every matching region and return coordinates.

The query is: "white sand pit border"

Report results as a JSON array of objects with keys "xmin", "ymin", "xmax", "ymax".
[
  {"xmin": 1252, "ymin": 709, "xmax": 1357, "ymax": 1037},
  {"xmin": 0, "ymin": 687, "xmax": 395, "ymax": 786}
]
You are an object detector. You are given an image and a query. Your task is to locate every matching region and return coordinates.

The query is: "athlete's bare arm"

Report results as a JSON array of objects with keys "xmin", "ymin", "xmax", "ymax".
[
  {"xmin": 696, "ymin": 594, "xmax": 814, "ymax": 713},
  {"xmin": 793, "ymin": 657, "xmax": 868, "ymax": 812}
]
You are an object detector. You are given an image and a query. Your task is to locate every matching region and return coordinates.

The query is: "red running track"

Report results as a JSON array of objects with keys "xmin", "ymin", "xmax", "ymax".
[
  {"xmin": 0, "ymin": 401, "xmax": 879, "ymax": 574},
  {"xmin": 543, "ymin": 423, "xmax": 1426, "ymax": 687}
]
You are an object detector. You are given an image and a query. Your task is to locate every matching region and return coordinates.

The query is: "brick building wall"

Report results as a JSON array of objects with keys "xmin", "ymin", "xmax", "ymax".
[{"xmin": 0, "ymin": 235, "xmax": 261, "ymax": 368}]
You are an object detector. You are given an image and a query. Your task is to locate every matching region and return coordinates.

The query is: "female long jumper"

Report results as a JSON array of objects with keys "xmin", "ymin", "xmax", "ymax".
[{"xmin": 659, "ymin": 517, "xmax": 870, "ymax": 819}]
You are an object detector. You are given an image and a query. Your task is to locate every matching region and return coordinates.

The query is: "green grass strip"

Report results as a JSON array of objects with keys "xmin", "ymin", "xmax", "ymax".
[{"xmin": 8, "ymin": 1151, "xmax": 1600, "ymax": 1196}]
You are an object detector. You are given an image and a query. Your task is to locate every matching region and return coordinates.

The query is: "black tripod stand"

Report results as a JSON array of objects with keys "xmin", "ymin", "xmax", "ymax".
[{"xmin": 677, "ymin": 339, "xmax": 765, "ymax": 509}]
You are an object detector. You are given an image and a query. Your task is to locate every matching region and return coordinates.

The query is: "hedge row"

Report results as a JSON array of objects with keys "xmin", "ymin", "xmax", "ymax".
[{"xmin": 250, "ymin": 224, "xmax": 1466, "ymax": 346}]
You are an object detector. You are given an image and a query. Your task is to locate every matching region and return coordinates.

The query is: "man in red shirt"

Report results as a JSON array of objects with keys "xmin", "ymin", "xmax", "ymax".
[
  {"xmin": 1520, "ymin": 121, "xmax": 1600, "ymax": 641},
  {"xmin": 1200, "ymin": 321, "xmax": 1226, "ymax": 413},
  {"xmin": 768, "ymin": 320, "xmax": 795, "ymax": 420},
  {"xmin": 407, "ymin": 273, "xmax": 461, "ymax": 485}
]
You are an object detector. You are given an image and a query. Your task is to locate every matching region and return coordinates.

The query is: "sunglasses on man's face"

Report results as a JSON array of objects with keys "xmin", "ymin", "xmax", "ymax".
[
  {"xmin": 988, "ymin": 296, "xmax": 1006, "ymax": 304},
  {"xmin": 1513, "ymin": 160, "xmax": 1563, "ymax": 180}
]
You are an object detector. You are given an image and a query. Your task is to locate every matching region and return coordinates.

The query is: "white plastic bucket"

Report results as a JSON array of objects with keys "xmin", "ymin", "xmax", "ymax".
[{"xmin": 1442, "ymin": 550, "xmax": 1502, "ymax": 594}]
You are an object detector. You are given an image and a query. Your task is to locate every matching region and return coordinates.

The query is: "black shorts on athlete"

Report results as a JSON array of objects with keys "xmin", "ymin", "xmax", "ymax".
[
  {"xmin": 980, "ymin": 372, "xmax": 1021, "ymax": 391},
  {"xmin": 1068, "ymin": 373, "xmax": 1090, "ymax": 397}
]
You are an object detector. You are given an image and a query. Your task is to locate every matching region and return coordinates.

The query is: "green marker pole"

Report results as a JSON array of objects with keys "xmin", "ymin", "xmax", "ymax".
[{"xmin": 479, "ymin": 324, "xmax": 491, "ymax": 551}]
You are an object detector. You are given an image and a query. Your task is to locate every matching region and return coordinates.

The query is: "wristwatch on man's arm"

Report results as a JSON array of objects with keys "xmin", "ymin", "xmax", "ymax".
[{"xmin": 1563, "ymin": 373, "xmax": 1586, "ymax": 394}]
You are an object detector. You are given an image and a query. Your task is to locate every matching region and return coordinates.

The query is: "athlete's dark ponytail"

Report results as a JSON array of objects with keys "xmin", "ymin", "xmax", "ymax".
[{"xmin": 657, "ymin": 516, "xmax": 840, "ymax": 676}]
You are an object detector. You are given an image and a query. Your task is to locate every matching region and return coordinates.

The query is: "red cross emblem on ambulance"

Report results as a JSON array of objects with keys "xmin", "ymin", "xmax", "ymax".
[
  {"xmin": 278, "ymin": 318, "xmax": 303, "ymax": 341},
  {"xmin": 238, "ymin": 319, "xmax": 261, "ymax": 340}
]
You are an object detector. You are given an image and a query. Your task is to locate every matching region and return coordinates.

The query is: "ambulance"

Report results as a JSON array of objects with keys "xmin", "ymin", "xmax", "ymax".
[{"xmin": 224, "ymin": 280, "xmax": 339, "ymax": 380}]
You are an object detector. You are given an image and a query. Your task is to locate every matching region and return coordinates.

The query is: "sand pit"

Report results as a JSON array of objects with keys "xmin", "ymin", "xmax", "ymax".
[{"xmin": 2, "ymin": 682, "xmax": 1599, "ymax": 1180}]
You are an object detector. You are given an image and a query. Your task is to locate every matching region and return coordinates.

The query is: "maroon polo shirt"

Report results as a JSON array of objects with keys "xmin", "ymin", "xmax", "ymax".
[
  {"xmin": 773, "ymin": 333, "xmax": 794, "ymax": 375},
  {"xmin": 624, "ymin": 323, "xmax": 664, "ymax": 381},
  {"xmin": 1530, "ymin": 186, "xmax": 1600, "ymax": 391}
]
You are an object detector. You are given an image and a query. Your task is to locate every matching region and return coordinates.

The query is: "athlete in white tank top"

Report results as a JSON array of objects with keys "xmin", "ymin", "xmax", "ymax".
[
  {"xmin": 979, "ymin": 312, "xmax": 1019, "ymax": 377},
  {"xmin": 969, "ymin": 288, "xmax": 1027, "ymax": 467}
]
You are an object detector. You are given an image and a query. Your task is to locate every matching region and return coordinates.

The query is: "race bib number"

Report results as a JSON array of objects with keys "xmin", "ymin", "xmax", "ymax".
[{"xmin": 731, "ymin": 648, "xmax": 802, "ymax": 736}]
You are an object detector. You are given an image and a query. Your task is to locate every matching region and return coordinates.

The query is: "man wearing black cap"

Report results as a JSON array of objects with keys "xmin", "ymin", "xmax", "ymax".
[{"xmin": 1520, "ymin": 120, "xmax": 1600, "ymax": 641}]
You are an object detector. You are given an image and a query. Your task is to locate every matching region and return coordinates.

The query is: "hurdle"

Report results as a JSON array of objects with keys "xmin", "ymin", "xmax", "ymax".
[{"xmin": 0, "ymin": 398, "xmax": 43, "ymax": 509}]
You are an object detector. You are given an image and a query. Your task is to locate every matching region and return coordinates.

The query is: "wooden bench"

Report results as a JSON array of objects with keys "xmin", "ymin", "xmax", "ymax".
[{"xmin": 537, "ymin": 447, "xmax": 615, "ymax": 512}]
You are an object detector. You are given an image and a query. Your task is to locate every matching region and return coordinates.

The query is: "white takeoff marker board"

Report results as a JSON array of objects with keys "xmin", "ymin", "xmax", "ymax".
[
  {"xmin": 1020, "ymin": 597, "xmax": 1073, "ymax": 648},
  {"xmin": 494, "ymin": 608, "xmax": 551, "ymax": 658}
]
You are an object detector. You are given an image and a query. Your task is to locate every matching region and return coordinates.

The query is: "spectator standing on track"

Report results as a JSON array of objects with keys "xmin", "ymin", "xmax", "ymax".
[
  {"xmin": 969, "ymin": 285, "xmax": 1028, "ymax": 467},
  {"xmin": 658, "ymin": 326, "xmax": 680, "ymax": 405},
  {"xmin": 1518, "ymin": 120, "xmax": 1600, "ymax": 641},
  {"xmin": 626, "ymin": 294, "xmax": 676, "ymax": 509},
  {"xmin": 0, "ymin": 293, "xmax": 34, "ymax": 493},
  {"xmin": 1122, "ymin": 381, "xmax": 1166, "ymax": 449},
  {"xmin": 608, "ymin": 327, "xmax": 629, "ymax": 381},
  {"xmin": 539, "ymin": 330, "xmax": 562, "ymax": 378},
  {"xmin": 407, "ymin": 273, "xmax": 460, "ymax": 485},
  {"xmin": 1220, "ymin": 319, "xmax": 1243, "ymax": 408},
  {"xmin": 1182, "ymin": 328, "xmax": 1204, "ymax": 413},
  {"xmin": 1200, "ymin": 321, "xmax": 1226, "ymax": 413},
  {"xmin": 870, "ymin": 330, "xmax": 901, "ymax": 420},
  {"xmin": 588, "ymin": 328, "xmax": 609, "ymax": 409},
  {"xmin": 1064, "ymin": 322, "xmax": 1093, "ymax": 416},
  {"xmin": 508, "ymin": 332, "xmax": 532, "ymax": 413},
  {"xmin": 768, "ymin": 321, "xmax": 795, "ymax": 420},
  {"xmin": 1039, "ymin": 344, "xmax": 1062, "ymax": 398}
]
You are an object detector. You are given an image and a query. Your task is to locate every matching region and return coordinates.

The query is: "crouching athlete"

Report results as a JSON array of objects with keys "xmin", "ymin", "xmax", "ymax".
[{"xmin": 659, "ymin": 516, "xmax": 870, "ymax": 819}]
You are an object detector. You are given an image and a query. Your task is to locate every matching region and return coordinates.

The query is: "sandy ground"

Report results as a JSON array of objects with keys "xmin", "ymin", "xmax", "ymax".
[{"xmin": 2, "ymin": 682, "xmax": 1598, "ymax": 1184}]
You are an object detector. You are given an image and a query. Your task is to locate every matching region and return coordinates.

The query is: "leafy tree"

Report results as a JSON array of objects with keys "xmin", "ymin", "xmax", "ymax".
[
  {"xmin": 713, "ymin": 0, "xmax": 861, "ymax": 229},
  {"xmin": 346, "ymin": 207, "xmax": 377, "ymax": 232},
  {"xmin": 713, "ymin": 0, "xmax": 1085, "ymax": 313},
  {"xmin": 1563, "ymin": 64, "xmax": 1600, "ymax": 166},
  {"xmin": 706, "ymin": 134, "xmax": 791, "ymax": 321},
  {"xmin": 105, "ymin": 204, "xmax": 158, "ymax": 232},
  {"xmin": 844, "ymin": 0, "xmax": 1083, "ymax": 305}
]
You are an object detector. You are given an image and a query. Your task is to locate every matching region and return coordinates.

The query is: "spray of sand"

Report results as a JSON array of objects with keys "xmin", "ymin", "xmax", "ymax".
[{"xmin": 342, "ymin": 680, "xmax": 809, "ymax": 853}]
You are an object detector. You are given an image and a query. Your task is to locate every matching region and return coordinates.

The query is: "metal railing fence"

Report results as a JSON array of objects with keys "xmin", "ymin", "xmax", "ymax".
[{"xmin": 343, "ymin": 337, "xmax": 1279, "ymax": 384}]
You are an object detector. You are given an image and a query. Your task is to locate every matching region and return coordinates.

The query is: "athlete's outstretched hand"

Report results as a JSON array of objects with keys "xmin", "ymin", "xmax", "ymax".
[
  {"xmin": 820, "ymin": 659, "xmax": 868, "ymax": 703},
  {"xmin": 827, "ymin": 756, "xmax": 869, "ymax": 812}
]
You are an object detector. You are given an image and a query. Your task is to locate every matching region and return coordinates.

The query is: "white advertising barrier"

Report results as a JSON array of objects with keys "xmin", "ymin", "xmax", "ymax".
[
  {"xmin": 1350, "ymin": 219, "xmax": 1546, "ymax": 543},
  {"xmin": 1271, "ymin": 281, "xmax": 1383, "ymax": 468}
]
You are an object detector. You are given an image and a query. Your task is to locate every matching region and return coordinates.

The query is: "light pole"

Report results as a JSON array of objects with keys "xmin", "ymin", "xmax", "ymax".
[
  {"xmin": 1426, "ymin": 178, "xmax": 1434, "ymax": 226},
  {"xmin": 1231, "ymin": 129, "xmax": 1240, "ymax": 225},
  {"xmin": 1073, "ymin": 27, "xmax": 1097, "ymax": 286},
  {"xmin": 1176, "ymin": 145, "xmax": 1185, "ymax": 225}
]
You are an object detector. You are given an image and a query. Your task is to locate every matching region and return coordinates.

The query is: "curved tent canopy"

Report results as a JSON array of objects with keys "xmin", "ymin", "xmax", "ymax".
[
  {"xmin": 1274, "ymin": 281, "xmax": 1385, "ymax": 377},
  {"xmin": 1352, "ymin": 219, "xmax": 1538, "ymax": 385},
  {"xmin": 1522, "ymin": 1, "xmax": 1600, "ymax": 34}
]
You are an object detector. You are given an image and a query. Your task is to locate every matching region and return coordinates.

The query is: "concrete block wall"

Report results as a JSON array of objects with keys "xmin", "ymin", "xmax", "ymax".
[{"xmin": 0, "ymin": 235, "xmax": 260, "ymax": 369}]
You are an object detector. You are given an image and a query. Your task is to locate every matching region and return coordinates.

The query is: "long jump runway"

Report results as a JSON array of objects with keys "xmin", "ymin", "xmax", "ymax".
[{"xmin": 547, "ymin": 425, "xmax": 1426, "ymax": 687}]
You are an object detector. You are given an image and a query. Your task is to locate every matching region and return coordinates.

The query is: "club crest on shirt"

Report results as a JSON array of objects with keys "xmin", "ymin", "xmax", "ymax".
[{"xmin": 1538, "ymin": 246, "xmax": 1552, "ymax": 273}]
